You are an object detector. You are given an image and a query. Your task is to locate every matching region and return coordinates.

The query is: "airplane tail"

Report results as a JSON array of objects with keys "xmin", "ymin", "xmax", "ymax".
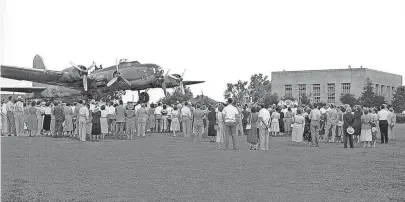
[{"xmin": 32, "ymin": 55, "xmax": 48, "ymax": 88}]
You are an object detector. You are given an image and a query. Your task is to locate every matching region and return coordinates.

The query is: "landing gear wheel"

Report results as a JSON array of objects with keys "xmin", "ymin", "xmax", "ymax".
[{"xmin": 139, "ymin": 92, "xmax": 149, "ymax": 103}]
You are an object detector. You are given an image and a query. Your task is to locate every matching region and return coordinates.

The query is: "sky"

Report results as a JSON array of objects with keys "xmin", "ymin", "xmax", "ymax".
[{"xmin": 1, "ymin": 0, "xmax": 404, "ymax": 103}]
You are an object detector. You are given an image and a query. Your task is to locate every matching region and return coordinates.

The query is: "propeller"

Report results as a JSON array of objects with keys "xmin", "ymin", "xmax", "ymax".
[
  {"xmin": 167, "ymin": 69, "xmax": 187, "ymax": 95},
  {"xmin": 70, "ymin": 61, "xmax": 96, "ymax": 91},
  {"xmin": 106, "ymin": 59, "xmax": 131, "ymax": 87}
]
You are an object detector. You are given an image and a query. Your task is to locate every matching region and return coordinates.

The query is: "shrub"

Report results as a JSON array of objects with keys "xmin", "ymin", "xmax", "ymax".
[{"xmin": 396, "ymin": 113, "xmax": 405, "ymax": 124}]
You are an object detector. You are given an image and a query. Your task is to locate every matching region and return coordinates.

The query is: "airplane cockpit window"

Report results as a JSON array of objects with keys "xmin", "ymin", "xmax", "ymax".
[{"xmin": 130, "ymin": 61, "xmax": 140, "ymax": 65}]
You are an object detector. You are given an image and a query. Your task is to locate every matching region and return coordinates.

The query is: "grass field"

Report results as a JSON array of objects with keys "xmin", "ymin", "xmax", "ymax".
[{"xmin": 2, "ymin": 125, "xmax": 405, "ymax": 202}]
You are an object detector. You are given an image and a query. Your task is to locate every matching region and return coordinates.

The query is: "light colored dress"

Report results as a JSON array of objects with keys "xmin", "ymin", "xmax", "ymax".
[
  {"xmin": 292, "ymin": 114, "xmax": 305, "ymax": 142},
  {"xmin": 360, "ymin": 114, "xmax": 372, "ymax": 142},
  {"xmin": 284, "ymin": 111, "xmax": 293, "ymax": 132},
  {"xmin": 63, "ymin": 106, "xmax": 73, "ymax": 132},
  {"xmin": 27, "ymin": 107, "xmax": 38, "ymax": 131},
  {"xmin": 100, "ymin": 110, "xmax": 109, "ymax": 134},
  {"xmin": 216, "ymin": 111, "xmax": 224, "ymax": 143},
  {"xmin": 171, "ymin": 110, "xmax": 180, "ymax": 132},
  {"xmin": 271, "ymin": 112, "xmax": 280, "ymax": 132},
  {"xmin": 125, "ymin": 109, "xmax": 136, "ymax": 135}
]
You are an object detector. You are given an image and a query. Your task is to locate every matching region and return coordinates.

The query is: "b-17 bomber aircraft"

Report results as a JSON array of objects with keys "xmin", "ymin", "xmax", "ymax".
[{"xmin": 1, "ymin": 55, "xmax": 204, "ymax": 103}]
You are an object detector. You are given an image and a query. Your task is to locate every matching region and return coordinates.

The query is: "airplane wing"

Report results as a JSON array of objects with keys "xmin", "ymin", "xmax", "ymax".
[
  {"xmin": 1, "ymin": 65, "xmax": 63, "ymax": 84},
  {"xmin": 0, "ymin": 87, "xmax": 47, "ymax": 93}
]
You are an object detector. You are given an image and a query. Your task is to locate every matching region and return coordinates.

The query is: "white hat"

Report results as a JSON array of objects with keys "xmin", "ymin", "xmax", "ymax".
[
  {"xmin": 347, "ymin": 126, "xmax": 355, "ymax": 135},
  {"xmin": 17, "ymin": 95, "xmax": 22, "ymax": 99}
]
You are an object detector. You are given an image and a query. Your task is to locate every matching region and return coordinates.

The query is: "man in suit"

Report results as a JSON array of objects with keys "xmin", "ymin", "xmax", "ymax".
[{"xmin": 52, "ymin": 101, "xmax": 65, "ymax": 138}]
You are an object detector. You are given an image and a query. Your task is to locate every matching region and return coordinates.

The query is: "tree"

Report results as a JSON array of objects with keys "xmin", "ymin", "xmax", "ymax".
[
  {"xmin": 392, "ymin": 86, "xmax": 405, "ymax": 112},
  {"xmin": 248, "ymin": 73, "xmax": 272, "ymax": 103},
  {"xmin": 158, "ymin": 86, "xmax": 193, "ymax": 106},
  {"xmin": 223, "ymin": 80, "xmax": 249, "ymax": 104},
  {"xmin": 299, "ymin": 94, "xmax": 311, "ymax": 106},
  {"xmin": 340, "ymin": 93, "xmax": 358, "ymax": 106},
  {"xmin": 260, "ymin": 93, "xmax": 279, "ymax": 108},
  {"xmin": 358, "ymin": 77, "xmax": 386, "ymax": 108}
]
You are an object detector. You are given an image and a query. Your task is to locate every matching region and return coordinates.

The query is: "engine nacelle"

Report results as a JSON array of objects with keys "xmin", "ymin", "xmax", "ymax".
[{"xmin": 60, "ymin": 66, "xmax": 86, "ymax": 82}]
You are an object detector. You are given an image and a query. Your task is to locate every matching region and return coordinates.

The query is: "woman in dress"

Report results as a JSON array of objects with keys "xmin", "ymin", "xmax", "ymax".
[
  {"xmin": 43, "ymin": 102, "xmax": 52, "ymax": 136},
  {"xmin": 216, "ymin": 104, "xmax": 225, "ymax": 149},
  {"xmin": 148, "ymin": 104, "xmax": 156, "ymax": 133},
  {"xmin": 360, "ymin": 109, "xmax": 372, "ymax": 147},
  {"xmin": 125, "ymin": 103, "xmax": 136, "ymax": 140},
  {"xmin": 291, "ymin": 109, "xmax": 305, "ymax": 145},
  {"xmin": 36, "ymin": 101, "xmax": 43, "ymax": 136},
  {"xmin": 354, "ymin": 106, "xmax": 363, "ymax": 143},
  {"xmin": 91, "ymin": 106, "xmax": 101, "ymax": 141},
  {"xmin": 63, "ymin": 102, "xmax": 74, "ymax": 137},
  {"xmin": 336, "ymin": 106, "xmax": 345, "ymax": 143},
  {"xmin": 100, "ymin": 105, "xmax": 109, "ymax": 139},
  {"xmin": 247, "ymin": 107, "xmax": 259, "ymax": 150},
  {"xmin": 271, "ymin": 107, "xmax": 280, "ymax": 136},
  {"xmin": 284, "ymin": 107, "xmax": 293, "ymax": 136},
  {"xmin": 279, "ymin": 107, "xmax": 285, "ymax": 136},
  {"xmin": 370, "ymin": 108, "xmax": 378, "ymax": 147},
  {"xmin": 171, "ymin": 106, "xmax": 180, "ymax": 137},
  {"xmin": 303, "ymin": 108, "xmax": 312, "ymax": 143},
  {"xmin": 207, "ymin": 107, "xmax": 217, "ymax": 142},
  {"xmin": 27, "ymin": 101, "xmax": 38, "ymax": 137}
]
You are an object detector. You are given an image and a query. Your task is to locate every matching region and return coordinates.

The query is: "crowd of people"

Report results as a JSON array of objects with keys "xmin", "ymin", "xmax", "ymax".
[{"xmin": 0, "ymin": 95, "xmax": 398, "ymax": 151}]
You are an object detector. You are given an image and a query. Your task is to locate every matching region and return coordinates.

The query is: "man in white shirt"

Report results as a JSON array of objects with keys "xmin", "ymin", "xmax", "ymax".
[
  {"xmin": 166, "ymin": 105, "xmax": 174, "ymax": 132},
  {"xmin": 14, "ymin": 96, "xmax": 25, "ymax": 136},
  {"xmin": 181, "ymin": 102, "xmax": 192, "ymax": 137},
  {"xmin": 324, "ymin": 104, "xmax": 338, "ymax": 143},
  {"xmin": 378, "ymin": 104, "xmax": 390, "ymax": 144},
  {"xmin": 154, "ymin": 103, "xmax": 163, "ymax": 132},
  {"xmin": 89, "ymin": 99, "xmax": 96, "ymax": 112},
  {"xmin": 222, "ymin": 98, "xmax": 239, "ymax": 150},
  {"xmin": 387, "ymin": 107, "xmax": 396, "ymax": 140},
  {"xmin": 107, "ymin": 102, "xmax": 116, "ymax": 134},
  {"xmin": 78, "ymin": 102, "xmax": 89, "ymax": 142},
  {"xmin": 258, "ymin": 104, "xmax": 271, "ymax": 151}
]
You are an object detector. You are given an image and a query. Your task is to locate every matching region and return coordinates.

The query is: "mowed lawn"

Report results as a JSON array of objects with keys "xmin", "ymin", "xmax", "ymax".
[{"xmin": 2, "ymin": 125, "xmax": 405, "ymax": 202}]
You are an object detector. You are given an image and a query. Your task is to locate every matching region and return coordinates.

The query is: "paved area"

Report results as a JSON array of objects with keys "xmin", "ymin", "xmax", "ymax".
[{"xmin": 2, "ymin": 125, "xmax": 405, "ymax": 201}]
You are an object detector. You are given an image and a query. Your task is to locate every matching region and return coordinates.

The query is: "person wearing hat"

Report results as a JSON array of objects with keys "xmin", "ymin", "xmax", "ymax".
[
  {"xmin": 14, "ymin": 96, "xmax": 25, "ymax": 136},
  {"xmin": 343, "ymin": 107, "xmax": 355, "ymax": 148},
  {"xmin": 91, "ymin": 105, "xmax": 102, "ymax": 141}
]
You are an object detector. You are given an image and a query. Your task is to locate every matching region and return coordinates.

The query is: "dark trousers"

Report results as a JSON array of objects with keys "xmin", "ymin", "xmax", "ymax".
[
  {"xmin": 379, "ymin": 120, "xmax": 388, "ymax": 143},
  {"xmin": 343, "ymin": 132, "xmax": 354, "ymax": 148},
  {"xmin": 167, "ymin": 119, "xmax": 172, "ymax": 131},
  {"xmin": 54, "ymin": 120, "xmax": 63, "ymax": 138}
]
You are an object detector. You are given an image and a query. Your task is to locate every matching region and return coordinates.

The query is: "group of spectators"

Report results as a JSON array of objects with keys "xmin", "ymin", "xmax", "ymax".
[{"xmin": 0, "ymin": 95, "xmax": 398, "ymax": 151}]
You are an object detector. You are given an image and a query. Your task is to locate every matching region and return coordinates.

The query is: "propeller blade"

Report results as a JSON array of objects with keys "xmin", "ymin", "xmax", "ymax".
[
  {"xmin": 162, "ymin": 80, "xmax": 167, "ymax": 96},
  {"xmin": 88, "ymin": 62, "xmax": 96, "ymax": 72},
  {"xmin": 180, "ymin": 82, "xmax": 185, "ymax": 95},
  {"xmin": 107, "ymin": 77, "xmax": 118, "ymax": 87},
  {"xmin": 116, "ymin": 58, "xmax": 119, "ymax": 72},
  {"xmin": 70, "ymin": 61, "xmax": 85, "ymax": 72},
  {"xmin": 168, "ymin": 74, "xmax": 178, "ymax": 80},
  {"xmin": 121, "ymin": 77, "xmax": 131, "ymax": 86},
  {"xmin": 164, "ymin": 69, "xmax": 170, "ymax": 77},
  {"xmin": 83, "ymin": 75, "xmax": 88, "ymax": 91},
  {"xmin": 181, "ymin": 69, "xmax": 187, "ymax": 77}
]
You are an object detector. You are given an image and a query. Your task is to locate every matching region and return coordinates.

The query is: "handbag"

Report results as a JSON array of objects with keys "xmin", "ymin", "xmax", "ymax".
[{"xmin": 246, "ymin": 114, "xmax": 252, "ymax": 130}]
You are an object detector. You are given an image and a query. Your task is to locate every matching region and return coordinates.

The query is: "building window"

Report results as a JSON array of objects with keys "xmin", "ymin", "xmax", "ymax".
[
  {"xmin": 285, "ymin": 84, "xmax": 292, "ymax": 97},
  {"xmin": 392, "ymin": 87, "xmax": 395, "ymax": 95},
  {"xmin": 376, "ymin": 84, "xmax": 380, "ymax": 95},
  {"xmin": 313, "ymin": 84, "xmax": 320, "ymax": 103},
  {"xmin": 341, "ymin": 83, "xmax": 351, "ymax": 94},
  {"xmin": 387, "ymin": 86, "xmax": 390, "ymax": 98},
  {"xmin": 327, "ymin": 83, "xmax": 335, "ymax": 103},
  {"xmin": 298, "ymin": 84, "xmax": 306, "ymax": 101},
  {"xmin": 381, "ymin": 85, "xmax": 385, "ymax": 96}
]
